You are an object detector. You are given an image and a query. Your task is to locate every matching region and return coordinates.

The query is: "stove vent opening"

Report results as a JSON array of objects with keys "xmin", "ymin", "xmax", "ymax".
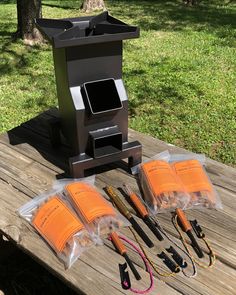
[
  {"xmin": 89, "ymin": 127, "xmax": 122, "ymax": 158},
  {"xmin": 83, "ymin": 78, "xmax": 123, "ymax": 114}
]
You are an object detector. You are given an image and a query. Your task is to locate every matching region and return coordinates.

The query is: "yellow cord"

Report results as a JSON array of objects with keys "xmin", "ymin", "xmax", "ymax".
[
  {"xmin": 172, "ymin": 215, "xmax": 216, "ymax": 268},
  {"xmin": 108, "ymin": 186, "xmax": 179, "ymax": 277},
  {"xmin": 128, "ymin": 226, "xmax": 179, "ymax": 277}
]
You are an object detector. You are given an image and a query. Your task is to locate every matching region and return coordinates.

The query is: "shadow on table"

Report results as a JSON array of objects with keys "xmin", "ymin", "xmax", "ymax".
[
  {"xmin": 0, "ymin": 237, "xmax": 81, "ymax": 295},
  {"xmin": 7, "ymin": 108, "xmax": 130, "ymax": 179}
]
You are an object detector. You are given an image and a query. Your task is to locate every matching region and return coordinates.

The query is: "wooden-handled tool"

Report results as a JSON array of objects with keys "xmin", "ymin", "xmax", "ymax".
[
  {"xmin": 175, "ymin": 208, "xmax": 204, "ymax": 258},
  {"xmin": 106, "ymin": 186, "xmax": 154, "ymax": 248},
  {"xmin": 123, "ymin": 184, "xmax": 163, "ymax": 241},
  {"xmin": 110, "ymin": 232, "xmax": 141, "ymax": 280}
]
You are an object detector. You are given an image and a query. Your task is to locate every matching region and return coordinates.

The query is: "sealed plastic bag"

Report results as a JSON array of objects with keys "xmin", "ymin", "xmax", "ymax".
[
  {"xmin": 63, "ymin": 181, "xmax": 129, "ymax": 238},
  {"xmin": 18, "ymin": 193, "xmax": 93, "ymax": 269},
  {"xmin": 139, "ymin": 158, "xmax": 190, "ymax": 213},
  {"xmin": 170, "ymin": 154, "xmax": 222, "ymax": 209}
]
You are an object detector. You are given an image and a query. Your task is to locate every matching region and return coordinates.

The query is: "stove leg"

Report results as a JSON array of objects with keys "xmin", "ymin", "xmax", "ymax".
[
  {"xmin": 128, "ymin": 147, "xmax": 142, "ymax": 170},
  {"xmin": 69, "ymin": 159, "xmax": 85, "ymax": 178}
]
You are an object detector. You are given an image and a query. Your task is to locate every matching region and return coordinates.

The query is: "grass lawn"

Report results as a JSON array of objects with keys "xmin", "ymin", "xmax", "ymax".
[{"xmin": 0, "ymin": 0, "xmax": 235, "ymax": 166}]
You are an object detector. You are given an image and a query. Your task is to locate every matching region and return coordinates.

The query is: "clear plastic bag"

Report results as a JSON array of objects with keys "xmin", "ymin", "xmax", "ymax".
[
  {"xmin": 62, "ymin": 180, "xmax": 129, "ymax": 239},
  {"xmin": 135, "ymin": 152, "xmax": 190, "ymax": 213},
  {"xmin": 131, "ymin": 150, "xmax": 170, "ymax": 175},
  {"xmin": 139, "ymin": 160, "xmax": 190, "ymax": 213},
  {"xmin": 18, "ymin": 192, "xmax": 94, "ymax": 269},
  {"xmin": 170, "ymin": 154, "xmax": 222, "ymax": 210}
]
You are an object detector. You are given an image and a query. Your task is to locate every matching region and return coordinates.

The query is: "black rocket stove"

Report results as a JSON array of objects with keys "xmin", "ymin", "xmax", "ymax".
[{"xmin": 36, "ymin": 12, "xmax": 142, "ymax": 177}]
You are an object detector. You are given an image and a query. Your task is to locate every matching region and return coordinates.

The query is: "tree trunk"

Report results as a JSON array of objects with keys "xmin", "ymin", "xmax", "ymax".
[
  {"xmin": 16, "ymin": 0, "xmax": 43, "ymax": 44},
  {"xmin": 81, "ymin": 0, "xmax": 106, "ymax": 12}
]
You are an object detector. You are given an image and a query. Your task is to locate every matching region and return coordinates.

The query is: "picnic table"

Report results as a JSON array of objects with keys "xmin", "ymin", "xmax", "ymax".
[{"xmin": 0, "ymin": 109, "xmax": 236, "ymax": 295}]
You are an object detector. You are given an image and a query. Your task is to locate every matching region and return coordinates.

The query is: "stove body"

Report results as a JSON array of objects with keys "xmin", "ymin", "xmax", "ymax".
[{"xmin": 36, "ymin": 12, "xmax": 142, "ymax": 177}]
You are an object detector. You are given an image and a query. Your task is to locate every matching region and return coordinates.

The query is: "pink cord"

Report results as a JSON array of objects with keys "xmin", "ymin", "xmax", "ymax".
[{"xmin": 109, "ymin": 234, "xmax": 154, "ymax": 294}]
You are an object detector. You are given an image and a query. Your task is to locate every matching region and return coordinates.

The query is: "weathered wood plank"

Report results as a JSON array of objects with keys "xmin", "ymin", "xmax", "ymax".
[
  {"xmin": 0, "ymin": 142, "xmax": 57, "ymax": 195},
  {"xmin": 97, "ymin": 169, "xmax": 236, "ymax": 260},
  {"xmin": 1, "ymin": 125, "xmax": 236, "ymax": 269},
  {"xmin": 106, "ymin": 228, "xmax": 236, "ymax": 295},
  {"xmin": 3, "ymin": 111, "xmax": 236, "ymax": 194},
  {"xmin": 128, "ymin": 129, "xmax": 236, "ymax": 193},
  {"xmin": 1, "ymin": 175, "xmax": 235, "ymax": 295},
  {"xmin": 0, "ymin": 128, "xmax": 69, "ymax": 173},
  {"xmin": 0, "ymin": 110, "xmax": 236, "ymax": 295},
  {"xmin": 0, "ymin": 179, "xmax": 180, "ymax": 295}
]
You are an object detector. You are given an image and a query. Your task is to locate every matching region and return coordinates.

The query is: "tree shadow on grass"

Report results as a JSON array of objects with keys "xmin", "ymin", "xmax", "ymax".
[
  {"xmin": 0, "ymin": 16, "xmax": 55, "ymax": 110},
  {"xmin": 42, "ymin": 2, "xmax": 82, "ymax": 10},
  {"xmin": 0, "ymin": 0, "xmax": 81, "ymax": 6},
  {"xmin": 0, "ymin": 19, "xmax": 16, "ymax": 38},
  {"xmin": 0, "ymin": 0, "xmax": 16, "ymax": 3},
  {"xmin": 0, "ymin": 41, "xmax": 57, "ymax": 132},
  {"xmin": 109, "ymin": 0, "xmax": 236, "ymax": 45},
  {"xmin": 128, "ymin": 84, "xmax": 187, "ymax": 117},
  {"xmin": 0, "ymin": 18, "xmax": 27, "ymax": 75},
  {"xmin": 0, "ymin": 41, "xmax": 27, "ymax": 76},
  {"xmin": 124, "ymin": 57, "xmax": 206, "ymax": 118}
]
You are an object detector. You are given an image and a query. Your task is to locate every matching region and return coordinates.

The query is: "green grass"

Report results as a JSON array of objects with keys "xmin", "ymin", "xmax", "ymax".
[{"xmin": 0, "ymin": 0, "xmax": 235, "ymax": 165}]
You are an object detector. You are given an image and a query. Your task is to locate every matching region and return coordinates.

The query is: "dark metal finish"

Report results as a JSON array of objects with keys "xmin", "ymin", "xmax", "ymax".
[
  {"xmin": 158, "ymin": 252, "xmax": 180, "ymax": 273},
  {"xmin": 36, "ymin": 12, "xmax": 142, "ymax": 177},
  {"xmin": 123, "ymin": 253, "xmax": 141, "ymax": 281},
  {"xmin": 119, "ymin": 263, "xmax": 131, "ymax": 290},
  {"xmin": 35, "ymin": 12, "xmax": 139, "ymax": 48},
  {"xmin": 47, "ymin": 117, "xmax": 61, "ymax": 148},
  {"xmin": 190, "ymin": 219, "xmax": 205, "ymax": 239},
  {"xmin": 129, "ymin": 217, "xmax": 154, "ymax": 248},
  {"xmin": 70, "ymin": 141, "xmax": 142, "ymax": 178},
  {"xmin": 166, "ymin": 246, "xmax": 187, "ymax": 269},
  {"xmin": 143, "ymin": 216, "xmax": 164, "ymax": 241},
  {"xmin": 186, "ymin": 230, "xmax": 204, "ymax": 258}
]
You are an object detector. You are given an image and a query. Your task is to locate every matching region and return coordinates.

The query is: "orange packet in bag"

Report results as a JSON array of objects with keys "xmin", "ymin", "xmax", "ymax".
[
  {"xmin": 65, "ymin": 182, "xmax": 116, "ymax": 224},
  {"xmin": 141, "ymin": 160, "xmax": 184, "ymax": 197},
  {"xmin": 172, "ymin": 160, "xmax": 213, "ymax": 194},
  {"xmin": 33, "ymin": 196, "xmax": 84, "ymax": 252}
]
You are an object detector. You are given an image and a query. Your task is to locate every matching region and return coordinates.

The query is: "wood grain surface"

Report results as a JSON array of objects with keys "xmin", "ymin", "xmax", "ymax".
[{"xmin": 0, "ymin": 109, "xmax": 235, "ymax": 295}]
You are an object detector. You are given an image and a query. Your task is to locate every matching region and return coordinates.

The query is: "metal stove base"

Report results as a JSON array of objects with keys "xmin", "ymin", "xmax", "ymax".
[
  {"xmin": 48, "ymin": 117, "xmax": 142, "ymax": 178},
  {"xmin": 69, "ymin": 141, "xmax": 142, "ymax": 178}
]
